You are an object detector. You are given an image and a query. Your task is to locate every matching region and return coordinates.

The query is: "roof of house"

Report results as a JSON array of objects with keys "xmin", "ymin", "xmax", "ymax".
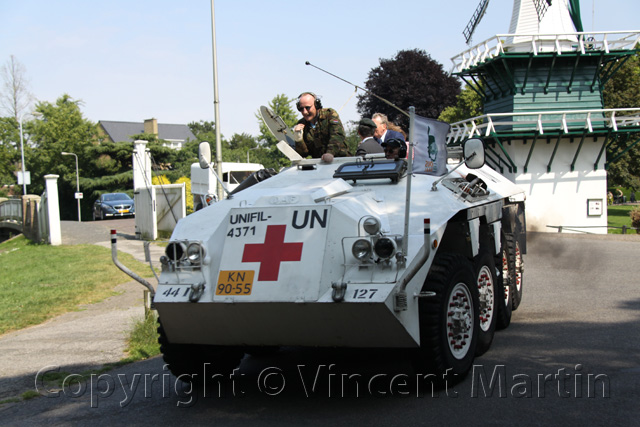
[{"xmin": 99, "ymin": 120, "xmax": 196, "ymax": 143}]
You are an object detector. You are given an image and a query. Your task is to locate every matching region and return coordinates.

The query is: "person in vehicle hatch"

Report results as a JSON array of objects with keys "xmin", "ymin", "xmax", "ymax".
[{"xmin": 293, "ymin": 92, "xmax": 350, "ymax": 162}]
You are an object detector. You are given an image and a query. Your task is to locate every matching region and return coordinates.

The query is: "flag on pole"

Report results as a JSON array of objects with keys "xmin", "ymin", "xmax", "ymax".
[{"xmin": 412, "ymin": 115, "xmax": 450, "ymax": 176}]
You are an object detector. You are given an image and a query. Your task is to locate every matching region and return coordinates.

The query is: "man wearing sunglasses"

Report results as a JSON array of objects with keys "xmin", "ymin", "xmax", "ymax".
[{"xmin": 293, "ymin": 92, "xmax": 350, "ymax": 162}]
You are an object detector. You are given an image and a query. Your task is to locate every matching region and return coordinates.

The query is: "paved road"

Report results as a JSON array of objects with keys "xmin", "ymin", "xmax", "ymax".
[
  {"xmin": 1, "ymin": 231, "xmax": 639, "ymax": 426},
  {"xmin": 0, "ymin": 218, "xmax": 163, "ymax": 402}
]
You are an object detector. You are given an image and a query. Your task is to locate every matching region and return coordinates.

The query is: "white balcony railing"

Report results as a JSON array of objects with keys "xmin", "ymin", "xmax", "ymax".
[
  {"xmin": 446, "ymin": 108, "xmax": 640, "ymax": 144},
  {"xmin": 451, "ymin": 30, "xmax": 640, "ymax": 73}
]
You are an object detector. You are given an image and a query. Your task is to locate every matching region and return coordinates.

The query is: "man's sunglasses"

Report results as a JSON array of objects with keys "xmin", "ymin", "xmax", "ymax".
[{"xmin": 298, "ymin": 105, "xmax": 313, "ymax": 111}]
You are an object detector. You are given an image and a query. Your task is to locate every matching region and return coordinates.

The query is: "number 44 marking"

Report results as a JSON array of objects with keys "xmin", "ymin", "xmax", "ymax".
[{"xmin": 352, "ymin": 289, "xmax": 378, "ymax": 299}]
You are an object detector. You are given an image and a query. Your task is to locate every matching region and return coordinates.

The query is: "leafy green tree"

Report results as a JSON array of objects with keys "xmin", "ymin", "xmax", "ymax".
[
  {"xmin": 357, "ymin": 49, "xmax": 461, "ymax": 130},
  {"xmin": 255, "ymin": 94, "xmax": 298, "ymax": 147},
  {"xmin": 188, "ymin": 120, "xmax": 218, "ymax": 144},
  {"xmin": 344, "ymin": 120, "xmax": 360, "ymax": 156},
  {"xmin": 82, "ymin": 141, "xmax": 135, "ymax": 201},
  {"xmin": 27, "ymin": 94, "xmax": 100, "ymax": 219},
  {"xmin": 602, "ymin": 50, "xmax": 640, "ymax": 191},
  {"xmin": 0, "ymin": 117, "xmax": 20, "ymax": 185},
  {"xmin": 438, "ymin": 84, "xmax": 484, "ymax": 124}
]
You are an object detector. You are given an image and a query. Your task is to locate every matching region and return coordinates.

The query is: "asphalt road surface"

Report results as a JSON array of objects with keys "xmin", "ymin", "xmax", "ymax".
[{"xmin": 1, "ymin": 231, "xmax": 639, "ymax": 426}]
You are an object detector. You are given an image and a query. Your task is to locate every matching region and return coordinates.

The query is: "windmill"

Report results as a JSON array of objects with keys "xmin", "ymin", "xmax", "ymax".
[
  {"xmin": 463, "ymin": 0, "xmax": 579, "ymax": 45},
  {"xmin": 451, "ymin": 0, "xmax": 640, "ymax": 234}
]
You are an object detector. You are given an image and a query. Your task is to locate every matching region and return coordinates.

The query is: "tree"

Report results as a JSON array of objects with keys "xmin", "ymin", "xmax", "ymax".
[
  {"xmin": 255, "ymin": 94, "xmax": 298, "ymax": 147},
  {"xmin": 27, "ymin": 94, "xmax": 100, "ymax": 219},
  {"xmin": 188, "ymin": 120, "xmax": 218, "ymax": 144},
  {"xmin": 438, "ymin": 84, "xmax": 484, "ymax": 124},
  {"xmin": 0, "ymin": 117, "xmax": 20, "ymax": 185},
  {"xmin": 357, "ymin": 49, "xmax": 461, "ymax": 130},
  {"xmin": 1, "ymin": 55, "xmax": 34, "ymax": 121},
  {"xmin": 602, "ymin": 50, "xmax": 640, "ymax": 191}
]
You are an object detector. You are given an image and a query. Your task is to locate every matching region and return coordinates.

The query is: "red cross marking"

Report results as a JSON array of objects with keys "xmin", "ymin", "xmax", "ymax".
[{"xmin": 242, "ymin": 225, "xmax": 303, "ymax": 281}]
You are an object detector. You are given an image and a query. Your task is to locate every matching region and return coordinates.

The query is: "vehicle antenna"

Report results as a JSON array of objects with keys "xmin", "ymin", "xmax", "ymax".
[{"xmin": 305, "ymin": 61, "xmax": 409, "ymax": 118}]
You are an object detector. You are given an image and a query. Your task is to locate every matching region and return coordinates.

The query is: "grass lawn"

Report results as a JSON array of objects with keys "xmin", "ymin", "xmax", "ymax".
[
  {"xmin": 607, "ymin": 204, "xmax": 638, "ymax": 234},
  {"xmin": 0, "ymin": 235, "xmax": 152, "ymax": 336}
]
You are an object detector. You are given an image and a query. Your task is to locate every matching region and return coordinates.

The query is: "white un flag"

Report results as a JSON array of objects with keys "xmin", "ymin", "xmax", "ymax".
[{"xmin": 413, "ymin": 116, "xmax": 450, "ymax": 176}]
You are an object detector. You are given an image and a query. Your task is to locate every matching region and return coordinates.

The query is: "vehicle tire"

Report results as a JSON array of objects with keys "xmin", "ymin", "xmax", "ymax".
[
  {"xmin": 473, "ymin": 248, "xmax": 497, "ymax": 356},
  {"xmin": 100, "ymin": 210, "xmax": 105, "ymax": 221},
  {"xmin": 157, "ymin": 319, "xmax": 244, "ymax": 384},
  {"xmin": 496, "ymin": 232, "xmax": 514, "ymax": 330},
  {"xmin": 509, "ymin": 234, "xmax": 524, "ymax": 311},
  {"xmin": 413, "ymin": 253, "xmax": 479, "ymax": 381},
  {"xmin": 93, "ymin": 210, "xmax": 98, "ymax": 221}
]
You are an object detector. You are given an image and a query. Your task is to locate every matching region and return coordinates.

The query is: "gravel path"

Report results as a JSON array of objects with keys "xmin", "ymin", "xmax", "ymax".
[{"xmin": 0, "ymin": 219, "xmax": 162, "ymax": 401}]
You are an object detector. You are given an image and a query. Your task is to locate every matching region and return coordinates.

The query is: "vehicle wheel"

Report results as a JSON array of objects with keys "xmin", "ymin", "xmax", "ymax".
[
  {"xmin": 510, "ymin": 235, "xmax": 524, "ymax": 311},
  {"xmin": 93, "ymin": 210, "xmax": 98, "ymax": 221},
  {"xmin": 413, "ymin": 253, "xmax": 479, "ymax": 381},
  {"xmin": 100, "ymin": 210, "xmax": 105, "ymax": 221},
  {"xmin": 157, "ymin": 319, "xmax": 244, "ymax": 384},
  {"xmin": 496, "ymin": 232, "xmax": 514, "ymax": 330},
  {"xmin": 473, "ymin": 248, "xmax": 497, "ymax": 356}
]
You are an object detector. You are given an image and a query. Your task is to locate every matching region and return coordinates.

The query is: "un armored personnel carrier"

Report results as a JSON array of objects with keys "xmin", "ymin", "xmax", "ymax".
[{"xmin": 117, "ymin": 112, "xmax": 526, "ymax": 382}]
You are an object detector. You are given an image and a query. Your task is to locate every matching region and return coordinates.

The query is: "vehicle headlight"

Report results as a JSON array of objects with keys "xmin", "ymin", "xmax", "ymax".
[
  {"xmin": 362, "ymin": 216, "xmax": 381, "ymax": 235},
  {"xmin": 165, "ymin": 241, "xmax": 186, "ymax": 262},
  {"xmin": 352, "ymin": 239, "xmax": 372, "ymax": 261},
  {"xmin": 186, "ymin": 242, "xmax": 205, "ymax": 265},
  {"xmin": 374, "ymin": 237, "xmax": 396, "ymax": 260}
]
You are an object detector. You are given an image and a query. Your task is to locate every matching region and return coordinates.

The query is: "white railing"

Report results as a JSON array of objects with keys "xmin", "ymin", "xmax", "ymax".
[
  {"xmin": 446, "ymin": 108, "xmax": 640, "ymax": 144},
  {"xmin": 451, "ymin": 30, "xmax": 640, "ymax": 73},
  {"xmin": 0, "ymin": 198, "xmax": 22, "ymax": 224}
]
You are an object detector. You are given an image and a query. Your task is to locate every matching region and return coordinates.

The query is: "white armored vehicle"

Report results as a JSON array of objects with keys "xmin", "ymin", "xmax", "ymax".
[{"xmin": 118, "ymin": 110, "xmax": 526, "ymax": 382}]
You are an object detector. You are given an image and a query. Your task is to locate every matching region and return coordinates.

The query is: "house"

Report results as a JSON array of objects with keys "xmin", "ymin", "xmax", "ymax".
[{"xmin": 98, "ymin": 118, "xmax": 196, "ymax": 150}]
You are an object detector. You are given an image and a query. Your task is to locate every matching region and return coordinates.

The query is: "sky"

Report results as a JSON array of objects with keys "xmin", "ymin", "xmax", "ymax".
[{"xmin": 1, "ymin": 0, "xmax": 638, "ymax": 140}]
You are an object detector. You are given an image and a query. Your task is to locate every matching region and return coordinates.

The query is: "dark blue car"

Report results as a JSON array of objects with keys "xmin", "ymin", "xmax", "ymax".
[{"xmin": 93, "ymin": 193, "xmax": 135, "ymax": 220}]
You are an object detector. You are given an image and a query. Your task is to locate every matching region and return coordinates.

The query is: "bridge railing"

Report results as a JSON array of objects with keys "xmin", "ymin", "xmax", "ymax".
[{"xmin": 0, "ymin": 198, "xmax": 23, "ymax": 225}]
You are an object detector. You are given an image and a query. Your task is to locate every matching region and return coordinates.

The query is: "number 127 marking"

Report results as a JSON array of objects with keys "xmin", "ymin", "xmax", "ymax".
[{"xmin": 353, "ymin": 289, "xmax": 378, "ymax": 299}]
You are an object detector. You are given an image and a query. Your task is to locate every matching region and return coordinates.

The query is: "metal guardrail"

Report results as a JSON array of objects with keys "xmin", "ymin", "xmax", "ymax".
[{"xmin": 451, "ymin": 30, "xmax": 640, "ymax": 73}]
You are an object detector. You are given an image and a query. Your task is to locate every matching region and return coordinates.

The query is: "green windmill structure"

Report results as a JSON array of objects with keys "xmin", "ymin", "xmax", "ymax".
[{"xmin": 449, "ymin": 0, "xmax": 640, "ymax": 233}]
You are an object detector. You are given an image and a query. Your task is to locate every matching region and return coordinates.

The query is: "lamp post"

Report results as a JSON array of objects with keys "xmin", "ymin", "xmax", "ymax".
[
  {"xmin": 61, "ymin": 152, "xmax": 81, "ymax": 222},
  {"xmin": 18, "ymin": 117, "xmax": 27, "ymax": 195}
]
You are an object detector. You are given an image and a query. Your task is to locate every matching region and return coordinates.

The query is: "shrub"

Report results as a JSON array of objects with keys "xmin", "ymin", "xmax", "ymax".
[{"xmin": 631, "ymin": 207, "xmax": 640, "ymax": 234}]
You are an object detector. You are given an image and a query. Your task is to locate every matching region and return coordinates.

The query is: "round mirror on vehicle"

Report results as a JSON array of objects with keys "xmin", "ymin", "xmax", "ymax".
[
  {"xmin": 464, "ymin": 138, "xmax": 485, "ymax": 169},
  {"xmin": 199, "ymin": 142, "xmax": 212, "ymax": 169}
]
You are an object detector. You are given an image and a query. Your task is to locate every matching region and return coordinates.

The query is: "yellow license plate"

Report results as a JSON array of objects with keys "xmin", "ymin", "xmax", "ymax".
[
  {"xmin": 119, "ymin": 209, "xmax": 129, "ymax": 213},
  {"xmin": 216, "ymin": 270, "xmax": 254, "ymax": 295}
]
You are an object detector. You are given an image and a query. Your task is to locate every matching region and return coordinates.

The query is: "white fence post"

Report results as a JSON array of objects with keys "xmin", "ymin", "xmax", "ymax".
[{"xmin": 44, "ymin": 174, "xmax": 61, "ymax": 246}]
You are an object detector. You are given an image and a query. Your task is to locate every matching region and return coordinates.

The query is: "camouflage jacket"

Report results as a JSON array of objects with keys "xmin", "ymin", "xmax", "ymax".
[{"xmin": 295, "ymin": 108, "xmax": 350, "ymax": 158}]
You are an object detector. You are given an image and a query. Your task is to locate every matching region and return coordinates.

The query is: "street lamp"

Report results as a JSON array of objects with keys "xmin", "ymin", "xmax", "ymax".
[
  {"xmin": 61, "ymin": 152, "xmax": 81, "ymax": 222},
  {"xmin": 18, "ymin": 117, "xmax": 27, "ymax": 195}
]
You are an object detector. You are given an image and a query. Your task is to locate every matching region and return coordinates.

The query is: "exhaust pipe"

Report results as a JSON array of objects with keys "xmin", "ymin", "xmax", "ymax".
[{"xmin": 110, "ymin": 230, "xmax": 156, "ymax": 306}]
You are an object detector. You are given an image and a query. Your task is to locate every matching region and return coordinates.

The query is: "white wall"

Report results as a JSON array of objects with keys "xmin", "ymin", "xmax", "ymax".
[{"xmin": 500, "ymin": 136, "xmax": 608, "ymax": 233}]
